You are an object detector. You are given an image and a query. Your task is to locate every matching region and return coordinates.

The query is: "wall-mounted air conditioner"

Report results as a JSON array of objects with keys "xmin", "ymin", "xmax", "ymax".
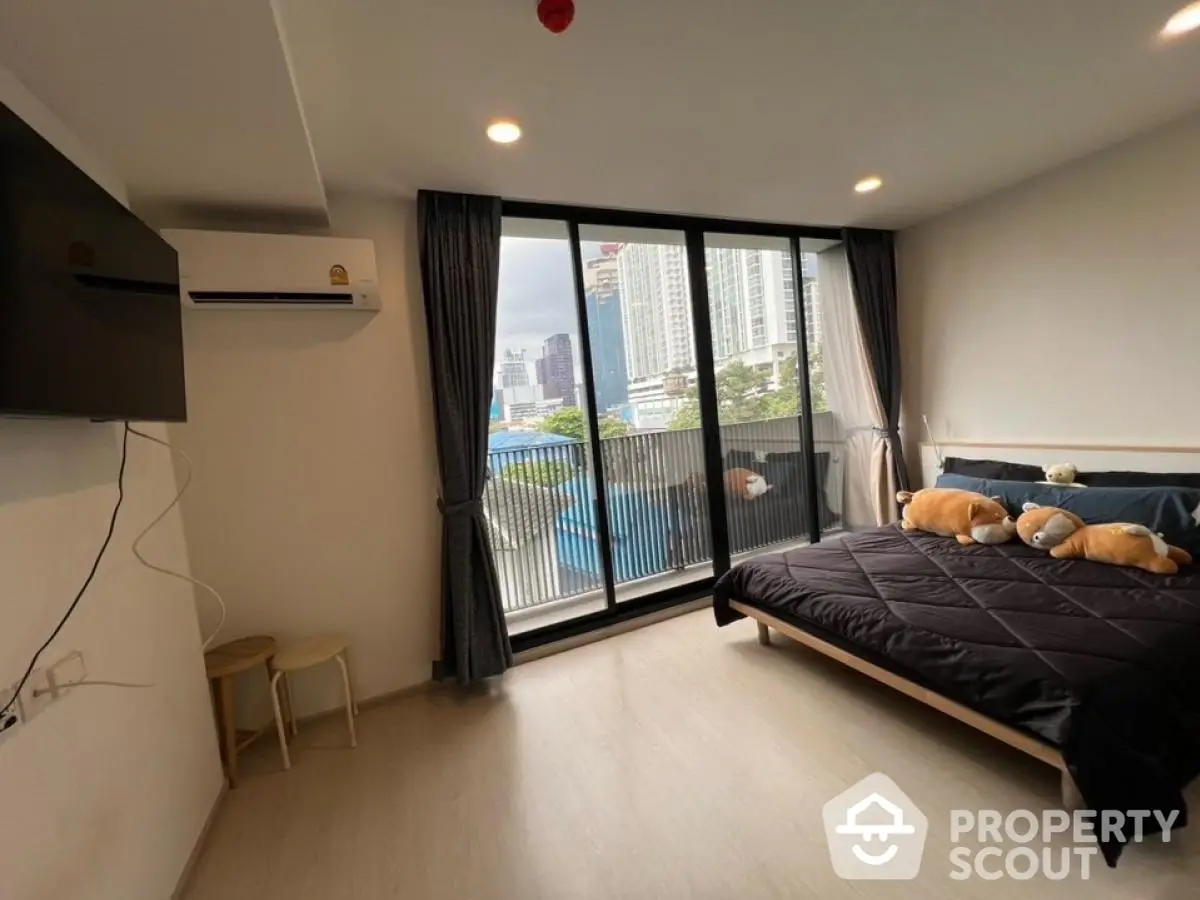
[{"xmin": 161, "ymin": 229, "xmax": 380, "ymax": 311}]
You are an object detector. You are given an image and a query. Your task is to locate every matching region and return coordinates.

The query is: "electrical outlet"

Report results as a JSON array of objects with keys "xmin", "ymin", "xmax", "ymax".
[
  {"xmin": 47, "ymin": 651, "xmax": 87, "ymax": 699},
  {"xmin": 18, "ymin": 668, "xmax": 53, "ymax": 722},
  {"xmin": 0, "ymin": 685, "xmax": 23, "ymax": 747}
]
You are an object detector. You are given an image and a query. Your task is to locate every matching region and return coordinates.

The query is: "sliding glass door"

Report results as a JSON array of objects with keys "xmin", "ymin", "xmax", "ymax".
[
  {"xmin": 490, "ymin": 219, "xmax": 607, "ymax": 634},
  {"xmin": 577, "ymin": 226, "xmax": 716, "ymax": 602},
  {"xmin": 489, "ymin": 220, "xmax": 720, "ymax": 630},
  {"xmin": 700, "ymin": 233, "xmax": 817, "ymax": 560},
  {"xmin": 490, "ymin": 202, "xmax": 841, "ymax": 647},
  {"xmin": 799, "ymin": 236, "xmax": 847, "ymax": 539}
]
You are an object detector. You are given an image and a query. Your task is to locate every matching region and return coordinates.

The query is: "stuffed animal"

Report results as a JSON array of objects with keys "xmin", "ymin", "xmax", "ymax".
[
  {"xmin": 896, "ymin": 488, "xmax": 1016, "ymax": 545},
  {"xmin": 1039, "ymin": 463, "xmax": 1085, "ymax": 488},
  {"xmin": 1051, "ymin": 523, "xmax": 1193, "ymax": 575},
  {"xmin": 1015, "ymin": 502, "xmax": 1192, "ymax": 574},
  {"xmin": 725, "ymin": 467, "xmax": 771, "ymax": 500},
  {"xmin": 1016, "ymin": 502, "xmax": 1086, "ymax": 550}
]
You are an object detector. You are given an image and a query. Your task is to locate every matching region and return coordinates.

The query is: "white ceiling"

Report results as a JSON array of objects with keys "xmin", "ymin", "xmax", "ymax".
[
  {"xmin": 0, "ymin": 0, "xmax": 326, "ymax": 215},
  {"xmin": 3, "ymin": 1, "xmax": 1200, "ymax": 228}
]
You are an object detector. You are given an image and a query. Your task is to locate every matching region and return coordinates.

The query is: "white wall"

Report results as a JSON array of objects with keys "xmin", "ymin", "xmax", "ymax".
[
  {"xmin": 165, "ymin": 194, "xmax": 442, "ymax": 723},
  {"xmin": 0, "ymin": 66, "xmax": 223, "ymax": 900},
  {"xmin": 899, "ymin": 111, "xmax": 1200, "ymax": 459}
]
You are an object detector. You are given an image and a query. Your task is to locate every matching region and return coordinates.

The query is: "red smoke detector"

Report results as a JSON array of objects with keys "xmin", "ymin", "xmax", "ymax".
[{"xmin": 537, "ymin": 0, "xmax": 575, "ymax": 33}]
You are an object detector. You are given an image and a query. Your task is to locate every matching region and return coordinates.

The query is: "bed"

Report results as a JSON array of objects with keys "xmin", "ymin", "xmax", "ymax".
[{"xmin": 714, "ymin": 522, "xmax": 1200, "ymax": 865}]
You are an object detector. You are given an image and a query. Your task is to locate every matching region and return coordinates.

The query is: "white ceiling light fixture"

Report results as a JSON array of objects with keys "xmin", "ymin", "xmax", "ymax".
[
  {"xmin": 854, "ymin": 176, "xmax": 883, "ymax": 194},
  {"xmin": 1163, "ymin": 2, "xmax": 1200, "ymax": 38},
  {"xmin": 487, "ymin": 120, "xmax": 521, "ymax": 144}
]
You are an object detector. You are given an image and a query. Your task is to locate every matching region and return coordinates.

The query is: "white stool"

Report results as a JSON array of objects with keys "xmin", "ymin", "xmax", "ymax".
[{"xmin": 269, "ymin": 634, "xmax": 358, "ymax": 770}]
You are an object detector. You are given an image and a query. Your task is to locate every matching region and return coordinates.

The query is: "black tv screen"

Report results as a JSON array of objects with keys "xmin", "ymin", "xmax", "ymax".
[{"xmin": 0, "ymin": 101, "xmax": 185, "ymax": 421}]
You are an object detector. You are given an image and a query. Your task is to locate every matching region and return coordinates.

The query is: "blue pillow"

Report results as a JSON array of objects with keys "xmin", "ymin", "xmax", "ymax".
[{"xmin": 934, "ymin": 473, "xmax": 1200, "ymax": 555}]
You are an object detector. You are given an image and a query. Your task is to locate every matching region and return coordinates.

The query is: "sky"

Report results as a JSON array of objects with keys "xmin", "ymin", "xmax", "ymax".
[{"xmin": 495, "ymin": 238, "xmax": 602, "ymax": 380}]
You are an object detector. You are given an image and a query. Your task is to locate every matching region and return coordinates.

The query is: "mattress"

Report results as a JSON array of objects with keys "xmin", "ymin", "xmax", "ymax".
[{"xmin": 714, "ymin": 524, "xmax": 1200, "ymax": 864}]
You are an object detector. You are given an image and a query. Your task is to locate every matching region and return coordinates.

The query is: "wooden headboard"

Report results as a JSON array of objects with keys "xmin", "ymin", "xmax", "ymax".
[{"xmin": 918, "ymin": 441, "xmax": 1200, "ymax": 489}]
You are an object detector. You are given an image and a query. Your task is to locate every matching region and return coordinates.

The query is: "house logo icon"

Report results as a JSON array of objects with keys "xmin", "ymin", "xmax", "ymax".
[{"xmin": 822, "ymin": 773, "xmax": 928, "ymax": 880}]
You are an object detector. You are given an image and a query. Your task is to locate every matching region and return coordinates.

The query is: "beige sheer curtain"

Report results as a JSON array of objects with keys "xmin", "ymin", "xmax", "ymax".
[{"xmin": 817, "ymin": 245, "xmax": 898, "ymax": 528}]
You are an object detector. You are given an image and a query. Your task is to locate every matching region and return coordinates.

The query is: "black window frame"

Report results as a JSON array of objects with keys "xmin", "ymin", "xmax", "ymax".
[{"xmin": 501, "ymin": 199, "xmax": 838, "ymax": 653}]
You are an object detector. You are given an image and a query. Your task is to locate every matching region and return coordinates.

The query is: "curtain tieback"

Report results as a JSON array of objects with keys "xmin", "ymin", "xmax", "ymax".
[{"xmin": 438, "ymin": 497, "xmax": 483, "ymax": 517}]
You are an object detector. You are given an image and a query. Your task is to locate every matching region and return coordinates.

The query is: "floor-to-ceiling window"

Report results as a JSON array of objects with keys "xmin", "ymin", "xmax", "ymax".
[
  {"xmin": 489, "ymin": 219, "xmax": 607, "ymax": 634},
  {"xmin": 578, "ymin": 226, "xmax": 716, "ymax": 603},
  {"xmin": 700, "ymin": 234, "xmax": 820, "ymax": 560},
  {"xmin": 487, "ymin": 203, "xmax": 841, "ymax": 647}
]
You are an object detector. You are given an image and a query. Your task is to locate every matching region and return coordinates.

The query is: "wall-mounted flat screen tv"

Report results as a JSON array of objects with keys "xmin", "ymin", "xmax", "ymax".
[{"xmin": 0, "ymin": 100, "xmax": 185, "ymax": 421}]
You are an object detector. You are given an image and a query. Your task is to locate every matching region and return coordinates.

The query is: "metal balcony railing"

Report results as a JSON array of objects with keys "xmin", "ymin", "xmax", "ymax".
[{"xmin": 484, "ymin": 413, "xmax": 843, "ymax": 615}]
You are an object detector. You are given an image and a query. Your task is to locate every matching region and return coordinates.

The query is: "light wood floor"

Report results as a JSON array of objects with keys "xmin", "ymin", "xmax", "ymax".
[{"xmin": 183, "ymin": 610, "xmax": 1200, "ymax": 899}]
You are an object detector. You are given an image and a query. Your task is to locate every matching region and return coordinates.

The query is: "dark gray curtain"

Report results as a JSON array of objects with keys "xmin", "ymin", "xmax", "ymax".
[
  {"xmin": 418, "ymin": 190, "xmax": 512, "ymax": 683},
  {"xmin": 843, "ymin": 228, "xmax": 911, "ymax": 493}
]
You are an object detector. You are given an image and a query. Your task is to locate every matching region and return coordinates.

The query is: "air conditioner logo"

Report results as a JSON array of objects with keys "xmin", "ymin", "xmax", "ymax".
[{"xmin": 329, "ymin": 264, "xmax": 349, "ymax": 286}]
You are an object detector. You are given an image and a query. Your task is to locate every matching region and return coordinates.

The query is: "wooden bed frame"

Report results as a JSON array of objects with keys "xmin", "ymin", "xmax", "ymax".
[{"xmin": 729, "ymin": 599, "xmax": 1081, "ymax": 807}]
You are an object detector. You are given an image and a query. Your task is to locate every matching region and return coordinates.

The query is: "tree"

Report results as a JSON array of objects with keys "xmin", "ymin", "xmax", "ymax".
[
  {"xmin": 808, "ymin": 344, "xmax": 828, "ymax": 413},
  {"xmin": 760, "ymin": 347, "xmax": 827, "ymax": 417},
  {"xmin": 668, "ymin": 403, "xmax": 701, "ymax": 431},
  {"xmin": 540, "ymin": 407, "xmax": 587, "ymax": 441},
  {"xmin": 668, "ymin": 347, "xmax": 828, "ymax": 430},
  {"xmin": 540, "ymin": 406, "xmax": 629, "ymax": 441},
  {"xmin": 714, "ymin": 360, "xmax": 771, "ymax": 423},
  {"xmin": 501, "ymin": 459, "xmax": 574, "ymax": 487},
  {"xmin": 599, "ymin": 417, "xmax": 629, "ymax": 439},
  {"xmin": 668, "ymin": 360, "xmax": 770, "ymax": 429},
  {"xmin": 764, "ymin": 352, "xmax": 800, "ymax": 420}
]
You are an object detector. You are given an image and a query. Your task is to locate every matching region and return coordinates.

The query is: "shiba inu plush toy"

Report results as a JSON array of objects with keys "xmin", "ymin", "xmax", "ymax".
[
  {"xmin": 1017, "ymin": 502, "xmax": 1192, "ymax": 574},
  {"xmin": 725, "ymin": 468, "xmax": 771, "ymax": 500},
  {"xmin": 896, "ymin": 488, "xmax": 1016, "ymax": 545}
]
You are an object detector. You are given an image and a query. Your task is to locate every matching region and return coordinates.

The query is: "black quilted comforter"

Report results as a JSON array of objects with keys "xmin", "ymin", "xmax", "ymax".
[{"xmin": 714, "ymin": 525, "xmax": 1200, "ymax": 865}]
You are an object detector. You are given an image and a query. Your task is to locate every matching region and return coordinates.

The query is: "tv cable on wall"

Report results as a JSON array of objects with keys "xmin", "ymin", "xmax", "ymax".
[{"xmin": 0, "ymin": 424, "xmax": 225, "ymax": 724}]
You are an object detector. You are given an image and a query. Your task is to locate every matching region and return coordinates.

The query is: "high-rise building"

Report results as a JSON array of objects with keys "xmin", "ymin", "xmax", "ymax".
[
  {"xmin": 584, "ymin": 248, "xmax": 628, "ymax": 413},
  {"xmin": 612, "ymin": 242, "xmax": 826, "ymax": 426},
  {"xmin": 499, "ymin": 384, "xmax": 544, "ymax": 421},
  {"xmin": 704, "ymin": 247, "xmax": 797, "ymax": 361},
  {"xmin": 803, "ymin": 279, "xmax": 823, "ymax": 351},
  {"xmin": 617, "ymin": 242, "xmax": 694, "ymax": 381},
  {"xmin": 705, "ymin": 248, "xmax": 749, "ymax": 361},
  {"xmin": 536, "ymin": 333, "xmax": 577, "ymax": 407},
  {"xmin": 701, "ymin": 246, "xmax": 829, "ymax": 394},
  {"xmin": 801, "ymin": 252, "xmax": 823, "ymax": 355},
  {"xmin": 783, "ymin": 251, "xmax": 797, "ymax": 345},
  {"xmin": 701, "ymin": 248, "xmax": 825, "ymax": 360},
  {"xmin": 499, "ymin": 348, "xmax": 530, "ymax": 388},
  {"xmin": 782, "ymin": 250, "xmax": 823, "ymax": 352}
]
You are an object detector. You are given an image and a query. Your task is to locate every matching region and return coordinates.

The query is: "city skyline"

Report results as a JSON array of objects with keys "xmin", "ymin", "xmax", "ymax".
[
  {"xmin": 535, "ymin": 333, "xmax": 577, "ymax": 408},
  {"xmin": 494, "ymin": 235, "xmax": 825, "ymax": 427},
  {"xmin": 499, "ymin": 348, "xmax": 530, "ymax": 388},
  {"xmin": 585, "ymin": 248, "xmax": 628, "ymax": 413},
  {"xmin": 618, "ymin": 242, "xmax": 694, "ymax": 381},
  {"xmin": 494, "ymin": 239, "xmax": 602, "ymax": 381}
]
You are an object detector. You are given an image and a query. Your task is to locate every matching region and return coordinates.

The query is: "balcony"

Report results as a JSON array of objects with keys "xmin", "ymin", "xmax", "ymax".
[{"xmin": 484, "ymin": 413, "xmax": 843, "ymax": 632}]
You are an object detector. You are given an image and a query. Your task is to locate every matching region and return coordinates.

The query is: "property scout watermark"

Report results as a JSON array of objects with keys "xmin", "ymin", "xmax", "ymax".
[{"xmin": 822, "ymin": 773, "xmax": 1179, "ymax": 881}]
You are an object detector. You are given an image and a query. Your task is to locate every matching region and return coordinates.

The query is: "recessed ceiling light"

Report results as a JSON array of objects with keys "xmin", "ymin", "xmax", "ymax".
[
  {"xmin": 487, "ymin": 120, "xmax": 521, "ymax": 144},
  {"xmin": 1163, "ymin": 2, "xmax": 1200, "ymax": 37},
  {"xmin": 854, "ymin": 176, "xmax": 883, "ymax": 194}
]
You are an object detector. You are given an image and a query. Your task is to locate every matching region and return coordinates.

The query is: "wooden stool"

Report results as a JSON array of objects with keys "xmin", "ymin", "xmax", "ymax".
[
  {"xmin": 204, "ymin": 635, "xmax": 283, "ymax": 788},
  {"xmin": 268, "ymin": 634, "xmax": 358, "ymax": 770}
]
